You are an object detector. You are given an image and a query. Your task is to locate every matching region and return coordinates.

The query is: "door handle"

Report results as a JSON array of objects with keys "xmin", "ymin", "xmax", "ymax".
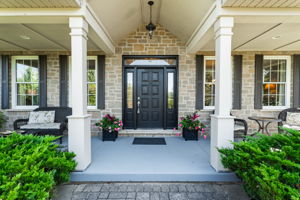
[{"xmin": 137, "ymin": 97, "xmax": 141, "ymax": 114}]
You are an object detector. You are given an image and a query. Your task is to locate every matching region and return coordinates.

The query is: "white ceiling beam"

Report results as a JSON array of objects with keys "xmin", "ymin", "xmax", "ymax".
[
  {"xmin": 186, "ymin": 3, "xmax": 218, "ymax": 53},
  {"xmin": 84, "ymin": 3, "xmax": 115, "ymax": 55}
]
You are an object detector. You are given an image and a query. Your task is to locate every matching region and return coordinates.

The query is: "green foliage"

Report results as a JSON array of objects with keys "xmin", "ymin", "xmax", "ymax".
[
  {"xmin": 219, "ymin": 128, "xmax": 300, "ymax": 200},
  {"xmin": 178, "ymin": 112, "xmax": 205, "ymax": 130},
  {"xmin": 0, "ymin": 111, "xmax": 7, "ymax": 129},
  {"xmin": 0, "ymin": 133, "xmax": 76, "ymax": 200}
]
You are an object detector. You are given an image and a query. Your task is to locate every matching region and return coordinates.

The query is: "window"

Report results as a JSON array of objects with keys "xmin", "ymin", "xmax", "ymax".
[
  {"xmin": 204, "ymin": 57, "xmax": 215, "ymax": 109},
  {"xmin": 12, "ymin": 56, "xmax": 39, "ymax": 109},
  {"xmin": 262, "ymin": 56, "xmax": 291, "ymax": 109},
  {"xmin": 167, "ymin": 72, "xmax": 174, "ymax": 109},
  {"xmin": 87, "ymin": 58, "xmax": 97, "ymax": 108},
  {"xmin": 126, "ymin": 72, "xmax": 133, "ymax": 109},
  {"xmin": 68, "ymin": 56, "xmax": 98, "ymax": 109}
]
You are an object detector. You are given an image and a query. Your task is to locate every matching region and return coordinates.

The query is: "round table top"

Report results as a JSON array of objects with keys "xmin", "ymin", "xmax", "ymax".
[{"xmin": 248, "ymin": 116, "xmax": 282, "ymax": 122}]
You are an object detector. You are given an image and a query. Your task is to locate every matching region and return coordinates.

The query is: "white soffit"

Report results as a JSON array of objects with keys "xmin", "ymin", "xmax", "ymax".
[
  {"xmin": 0, "ymin": 24, "xmax": 100, "ymax": 51},
  {"xmin": 0, "ymin": 0, "xmax": 81, "ymax": 8},
  {"xmin": 223, "ymin": 0, "xmax": 300, "ymax": 8},
  {"xmin": 200, "ymin": 22, "xmax": 300, "ymax": 51}
]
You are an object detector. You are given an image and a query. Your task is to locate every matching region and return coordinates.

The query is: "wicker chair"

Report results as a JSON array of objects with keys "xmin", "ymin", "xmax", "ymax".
[
  {"xmin": 278, "ymin": 108, "xmax": 300, "ymax": 133},
  {"xmin": 14, "ymin": 107, "xmax": 72, "ymax": 143}
]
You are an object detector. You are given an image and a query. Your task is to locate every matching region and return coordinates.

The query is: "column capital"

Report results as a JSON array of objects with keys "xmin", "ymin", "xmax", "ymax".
[
  {"xmin": 69, "ymin": 17, "xmax": 89, "ymax": 39},
  {"xmin": 214, "ymin": 17, "xmax": 234, "ymax": 39}
]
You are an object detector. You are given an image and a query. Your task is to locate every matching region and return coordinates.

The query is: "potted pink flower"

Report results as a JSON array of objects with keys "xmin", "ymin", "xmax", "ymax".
[
  {"xmin": 178, "ymin": 112, "xmax": 205, "ymax": 141},
  {"xmin": 95, "ymin": 114, "xmax": 123, "ymax": 141}
]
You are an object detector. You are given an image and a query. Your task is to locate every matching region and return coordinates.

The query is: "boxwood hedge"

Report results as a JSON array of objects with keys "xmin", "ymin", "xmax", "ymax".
[
  {"xmin": 0, "ymin": 133, "xmax": 76, "ymax": 200},
  {"xmin": 219, "ymin": 128, "xmax": 300, "ymax": 200}
]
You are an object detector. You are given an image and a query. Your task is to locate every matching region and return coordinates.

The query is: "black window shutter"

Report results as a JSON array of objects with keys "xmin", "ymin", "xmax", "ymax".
[
  {"xmin": 97, "ymin": 55, "xmax": 105, "ymax": 109},
  {"xmin": 233, "ymin": 55, "xmax": 243, "ymax": 109},
  {"xmin": 59, "ymin": 55, "xmax": 68, "ymax": 107},
  {"xmin": 1, "ymin": 55, "xmax": 9, "ymax": 109},
  {"xmin": 293, "ymin": 55, "xmax": 300, "ymax": 108},
  {"xmin": 39, "ymin": 55, "xmax": 47, "ymax": 107},
  {"xmin": 254, "ymin": 54, "xmax": 263, "ymax": 109},
  {"xmin": 195, "ymin": 55, "xmax": 204, "ymax": 110}
]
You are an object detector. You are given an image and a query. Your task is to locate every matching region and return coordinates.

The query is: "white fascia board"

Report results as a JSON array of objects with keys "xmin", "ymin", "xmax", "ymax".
[
  {"xmin": 186, "ymin": 2, "xmax": 218, "ymax": 54},
  {"xmin": 84, "ymin": 3, "xmax": 115, "ymax": 55}
]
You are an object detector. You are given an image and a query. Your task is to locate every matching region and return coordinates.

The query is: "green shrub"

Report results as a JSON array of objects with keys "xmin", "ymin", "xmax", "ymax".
[
  {"xmin": 219, "ymin": 128, "xmax": 300, "ymax": 200},
  {"xmin": 0, "ymin": 133, "xmax": 76, "ymax": 200}
]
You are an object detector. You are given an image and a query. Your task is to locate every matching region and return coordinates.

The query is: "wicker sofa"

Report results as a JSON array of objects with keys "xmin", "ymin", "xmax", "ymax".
[
  {"xmin": 278, "ymin": 108, "xmax": 300, "ymax": 132},
  {"xmin": 14, "ymin": 107, "xmax": 72, "ymax": 143}
]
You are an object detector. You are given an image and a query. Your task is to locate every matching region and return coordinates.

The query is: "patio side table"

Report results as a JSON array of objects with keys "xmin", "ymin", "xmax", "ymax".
[{"xmin": 248, "ymin": 117, "xmax": 282, "ymax": 136}]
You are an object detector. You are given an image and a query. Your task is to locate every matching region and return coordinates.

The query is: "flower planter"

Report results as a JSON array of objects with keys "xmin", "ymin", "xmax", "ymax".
[
  {"xmin": 182, "ymin": 128, "xmax": 198, "ymax": 141},
  {"xmin": 102, "ymin": 129, "xmax": 118, "ymax": 141}
]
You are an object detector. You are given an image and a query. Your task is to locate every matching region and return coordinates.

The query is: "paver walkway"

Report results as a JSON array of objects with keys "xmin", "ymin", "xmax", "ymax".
[{"xmin": 53, "ymin": 183, "xmax": 249, "ymax": 200}]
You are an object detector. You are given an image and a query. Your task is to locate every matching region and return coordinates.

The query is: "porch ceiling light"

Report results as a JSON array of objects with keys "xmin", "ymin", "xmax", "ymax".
[
  {"xmin": 20, "ymin": 35, "xmax": 31, "ymax": 40},
  {"xmin": 146, "ymin": 1, "xmax": 156, "ymax": 39},
  {"xmin": 272, "ymin": 35, "xmax": 281, "ymax": 40}
]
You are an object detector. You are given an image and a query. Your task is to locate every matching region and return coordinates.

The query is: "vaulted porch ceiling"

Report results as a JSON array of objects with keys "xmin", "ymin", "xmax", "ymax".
[{"xmin": 87, "ymin": 0, "xmax": 215, "ymax": 44}]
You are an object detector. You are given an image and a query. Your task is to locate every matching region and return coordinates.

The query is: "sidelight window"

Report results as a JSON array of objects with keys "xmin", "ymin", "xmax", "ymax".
[
  {"xmin": 126, "ymin": 72, "xmax": 133, "ymax": 109},
  {"xmin": 167, "ymin": 72, "xmax": 174, "ymax": 109}
]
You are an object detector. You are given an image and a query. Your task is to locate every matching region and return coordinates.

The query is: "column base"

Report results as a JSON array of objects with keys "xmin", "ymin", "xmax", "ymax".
[
  {"xmin": 68, "ymin": 114, "xmax": 91, "ymax": 171},
  {"xmin": 210, "ymin": 115, "xmax": 234, "ymax": 172}
]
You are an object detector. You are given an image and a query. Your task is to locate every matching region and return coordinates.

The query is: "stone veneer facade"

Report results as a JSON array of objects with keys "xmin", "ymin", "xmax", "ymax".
[{"xmin": 0, "ymin": 24, "xmax": 297, "ymax": 135}]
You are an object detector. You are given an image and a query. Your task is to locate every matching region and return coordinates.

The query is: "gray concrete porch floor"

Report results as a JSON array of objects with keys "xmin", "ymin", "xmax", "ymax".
[{"xmin": 62, "ymin": 136, "xmax": 239, "ymax": 182}]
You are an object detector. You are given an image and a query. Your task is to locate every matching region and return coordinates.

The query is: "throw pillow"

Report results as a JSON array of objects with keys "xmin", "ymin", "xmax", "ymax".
[
  {"xmin": 286, "ymin": 112, "xmax": 300, "ymax": 126},
  {"xmin": 28, "ymin": 111, "xmax": 55, "ymax": 124}
]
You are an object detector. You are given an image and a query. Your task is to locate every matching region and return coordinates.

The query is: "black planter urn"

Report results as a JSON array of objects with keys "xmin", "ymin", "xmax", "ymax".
[
  {"xmin": 182, "ymin": 128, "xmax": 198, "ymax": 141},
  {"xmin": 102, "ymin": 129, "xmax": 118, "ymax": 141}
]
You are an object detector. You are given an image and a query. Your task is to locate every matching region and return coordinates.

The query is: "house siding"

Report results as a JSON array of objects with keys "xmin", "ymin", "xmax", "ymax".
[{"xmin": 0, "ymin": 25, "xmax": 297, "ymax": 135}]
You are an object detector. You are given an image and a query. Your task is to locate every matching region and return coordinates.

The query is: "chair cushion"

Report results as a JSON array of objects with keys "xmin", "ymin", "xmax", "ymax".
[
  {"xmin": 286, "ymin": 112, "xmax": 300, "ymax": 126},
  {"xmin": 28, "ymin": 111, "xmax": 55, "ymax": 124},
  {"xmin": 20, "ymin": 123, "xmax": 61, "ymax": 130},
  {"xmin": 283, "ymin": 124, "xmax": 300, "ymax": 131},
  {"xmin": 234, "ymin": 124, "xmax": 245, "ymax": 131}
]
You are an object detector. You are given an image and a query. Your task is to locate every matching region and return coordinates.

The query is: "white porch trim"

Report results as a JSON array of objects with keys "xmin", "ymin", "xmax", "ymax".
[
  {"xmin": 210, "ymin": 17, "xmax": 234, "ymax": 172},
  {"xmin": 68, "ymin": 17, "xmax": 91, "ymax": 171}
]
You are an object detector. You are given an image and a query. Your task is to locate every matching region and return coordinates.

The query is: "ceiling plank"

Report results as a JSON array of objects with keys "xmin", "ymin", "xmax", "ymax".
[
  {"xmin": 20, "ymin": 24, "xmax": 69, "ymax": 50},
  {"xmin": 0, "ymin": 38, "xmax": 29, "ymax": 50},
  {"xmin": 233, "ymin": 23, "xmax": 282, "ymax": 50}
]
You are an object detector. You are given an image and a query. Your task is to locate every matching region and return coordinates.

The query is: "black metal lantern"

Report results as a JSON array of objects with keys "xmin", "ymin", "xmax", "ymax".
[{"xmin": 145, "ymin": 1, "xmax": 156, "ymax": 39}]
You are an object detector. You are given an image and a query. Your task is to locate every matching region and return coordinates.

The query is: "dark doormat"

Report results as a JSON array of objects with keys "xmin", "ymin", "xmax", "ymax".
[{"xmin": 132, "ymin": 137, "xmax": 166, "ymax": 145}]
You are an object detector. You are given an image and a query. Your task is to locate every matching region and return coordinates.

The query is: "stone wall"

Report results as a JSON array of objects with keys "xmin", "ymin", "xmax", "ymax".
[{"xmin": 0, "ymin": 25, "xmax": 298, "ymax": 135}]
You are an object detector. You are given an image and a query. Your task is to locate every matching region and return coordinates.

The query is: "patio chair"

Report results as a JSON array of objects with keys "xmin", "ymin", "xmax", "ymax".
[
  {"xmin": 233, "ymin": 118, "xmax": 248, "ymax": 141},
  {"xmin": 212, "ymin": 111, "xmax": 248, "ymax": 140},
  {"xmin": 278, "ymin": 108, "xmax": 300, "ymax": 132},
  {"xmin": 13, "ymin": 107, "xmax": 72, "ymax": 143}
]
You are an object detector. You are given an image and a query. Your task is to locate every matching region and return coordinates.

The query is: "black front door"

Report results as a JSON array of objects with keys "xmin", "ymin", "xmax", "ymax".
[{"xmin": 137, "ymin": 69, "xmax": 164, "ymax": 128}]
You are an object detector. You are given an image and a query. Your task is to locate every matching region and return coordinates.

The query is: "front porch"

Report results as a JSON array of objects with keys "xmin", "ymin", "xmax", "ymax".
[{"xmin": 61, "ymin": 136, "xmax": 238, "ymax": 182}]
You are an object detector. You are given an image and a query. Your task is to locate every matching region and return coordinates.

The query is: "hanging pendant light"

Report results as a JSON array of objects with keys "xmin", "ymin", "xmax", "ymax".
[{"xmin": 146, "ymin": 1, "xmax": 156, "ymax": 39}]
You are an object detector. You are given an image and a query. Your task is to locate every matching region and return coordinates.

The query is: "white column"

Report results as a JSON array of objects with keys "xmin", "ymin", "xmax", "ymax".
[
  {"xmin": 68, "ymin": 17, "xmax": 91, "ymax": 171},
  {"xmin": 210, "ymin": 17, "xmax": 234, "ymax": 171}
]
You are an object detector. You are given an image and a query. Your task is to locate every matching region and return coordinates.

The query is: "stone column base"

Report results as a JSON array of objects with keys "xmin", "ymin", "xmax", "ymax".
[
  {"xmin": 68, "ymin": 114, "xmax": 91, "ymax": 171},
  {"xmin": 210, "ymin": 114, "xmax": 234, "ymax": 172}
]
